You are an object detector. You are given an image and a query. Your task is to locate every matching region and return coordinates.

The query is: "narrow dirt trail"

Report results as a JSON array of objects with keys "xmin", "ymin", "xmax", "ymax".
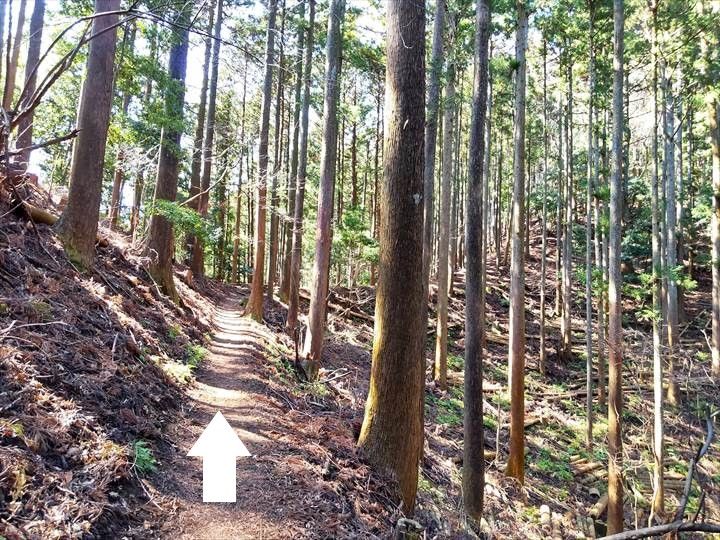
[{"xmin": 157, "ymin": 294, "xmax": 307, "ymax": 539}]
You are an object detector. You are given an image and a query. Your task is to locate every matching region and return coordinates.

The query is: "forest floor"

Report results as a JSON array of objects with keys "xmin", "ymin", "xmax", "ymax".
[{"xmin": 1, "ymin": 186, "xmax": 720, "ymax": 539}]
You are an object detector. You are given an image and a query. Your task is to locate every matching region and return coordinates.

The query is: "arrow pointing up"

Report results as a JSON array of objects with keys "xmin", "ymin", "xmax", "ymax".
[{"xmin": 188, "ymin": 411, "xmax": 251, "ymax": 503}]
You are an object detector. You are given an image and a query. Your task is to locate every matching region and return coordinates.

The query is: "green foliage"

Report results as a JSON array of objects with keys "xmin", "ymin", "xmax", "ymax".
[
  {"xmin": 426, "ymin": 393, "xmax": 463, "ymax": 427},
  {"xmin": 185, "ymin": 344, "xmax": 208, "ymax": 369},
  {"xmin": 448, "ymin": 354, "xmax": 464, "ymax": 372},
  {"xmin": 668, "ymin": 265, "xmax": 697, "ymax": 292},
  {"xmin": 535, "ymin": 448, "xmax": 573, "ymax": 481},
  {"xmin": 150, "ymin": 200, "xmax": 215, "ymax": 244},
  {"xmin": 335, "ymin": 207, "xmax": 377, "ymax": 263},
  {"xmin": 167, "ymin": 324, "xmax": 181, "ymax": 340},
  {"xmin": 132, "ymin": 440, "xmax": 157, "ymax": 475}
]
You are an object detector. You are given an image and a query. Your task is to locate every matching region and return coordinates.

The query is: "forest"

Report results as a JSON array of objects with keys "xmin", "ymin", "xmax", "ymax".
[{"xmin": 0, "ymin": 0, "xmax": 719, "ymax": 538}]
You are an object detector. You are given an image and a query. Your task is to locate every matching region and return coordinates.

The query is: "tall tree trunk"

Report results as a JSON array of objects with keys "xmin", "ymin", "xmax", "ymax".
[
  {"xmin": 301, "ymin": 0, "xmax": 345, "ymax": 376},
  {"xmin": 16, "ymin": 0, "xmax": 44, "ymax": 170},
  {"xmin": 187, "ymin": 0, "xmax": 216, "ymax": 261},
  {"xmin": 107, "ymin": 92, "xmax": 131, "ymax": 229},
  {"xmin": 245, "ymin": 0, "xmax": 278, "ymax": 321},
  {"xmin": 54, "ymin": 0, "xmax": 120, "ymax": 268},
  {"xmin": 663, "ymin": 67, "xmax": 680, "ymax": 406},
  {"xmin": 358, "ymin": 0, "xmax": 425, "ymax": 513},
  {"xmin": 505, "ymin": 0, "xmax": 528, "ymax": 484},
  {"xmin": 192, "ymin": 0, "xmax": 224, "ymax": 279},
  {"xmin": 607, "ymin": 0, "xmax": 625, "ymax": 532},
  {"xmin": 286, "ymin": 0, "xmax": 315, "ymax": 332},
  {"xmin": 231, "ymin": 57, "xmax": 248, "ymax": 284},
  {"xmin": 130, "ymin": 170, "xmax": 144, "ymax": 240},
  {"xmin": 649, "ymin": 3, "xmax": 664, "ymax": 520},
  {"xmin": 422, "ymin": 0, "xmax": 445, "ymax": 310},
  {"xmin": 676, "ymin": 90, "xmax": 686, "ymax": 322},
  {"xmin": 596, "ymin": 113, "xmax": 608, "ymax": 407},
  {"xmin": 585, "ymin": 2, "xmax": 595, "ymax": 450},
  {"xmin": 350, "ymin": 84, "xmax": 358, "ymax": 207},
  {"xmin": 0, "ymin": 0, "xmax": 6, "ymax": 91},
  {"xmin": 280, "ymin": 1, "xmax": 306, "ymax": 301},
  {"xmin": 2, "ymin": 0, "xmax": 25, "ymax": 110},
  {"xmin": 146, "ymin": 11, "xmax": 190, "ymax": 300},
  {"xmin": 712, "ymin": 99, "xmax": 720, "ymax": 379},
  {"xmin": 268, "ymin": 0, "xmax": 286, "ymax": 299},
  {"xmin": 561, "ymin": 61, "xmax": 574, "ymax": 362},
  {"xmin": 108, "ymin": 23, "xmax": 136, "ymax": 230},
  {"xmin": 434, "ymin": 57, "xmax": 455, "ymax": 391},
  {"xmin": 539, "ymin": 39, "xmax": 548, "ymax": 376},
  {"xmin": 215, "ymin": 142, "xmax": 229, "ymax": 281},
  {"xmin": 463, "ymin": 0, "xmax": 490, "ymax": 519},
  {"xmin": 556, "ymin": 108, "xmax": 564, "ymax": 318}
]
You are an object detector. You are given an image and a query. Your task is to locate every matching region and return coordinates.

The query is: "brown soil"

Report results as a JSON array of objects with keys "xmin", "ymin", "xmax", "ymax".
[{"xmin": 155, "ymin": 290, "xmax": 397, "ymax": 539}]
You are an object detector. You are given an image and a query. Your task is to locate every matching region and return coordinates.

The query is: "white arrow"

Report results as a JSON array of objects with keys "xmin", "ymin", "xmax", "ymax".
[{"xmin": 187, "ymin": 411, "xmax": 251, "ymax": 503}]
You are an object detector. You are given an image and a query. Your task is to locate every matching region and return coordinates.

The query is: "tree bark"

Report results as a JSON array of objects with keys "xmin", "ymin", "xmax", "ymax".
[
  {"xmin": 585, "ymin": 2, "xmax": 595, "ymax": 450},
  {"xmin": 187, "ymin": 0, "xmax": 216, "ymax": 262},
  {"xmin": 434, "ymin": 56, "xmax": 455, "ymax": 391},
  {"xmin": 607, "ymin": 0, "xmax": 625, "ymax": 533},
  {"xmin": 301, "ymin": 0, "xmax": 345, "ymax": 376},
  {"xmin": 245, "ymin": 0, "xmax": 278, "ymax": 321},
  {"xmin": 712, "ymin": 98, "xmax": 720, "ymax": 379},
  {"xmin": 54, "ymin": 0, "xmax": 120, "ymax": 268},
  {"xmin": 130, "ymin": 170, "xmax": 144, "ymax": 241},
  {"xmin": 0, "ymin": 0, "xmax": 6, "ymax": 91},
  {"xmin": 146, "ymin": 7, "xmax": 190, "ymax": 301},
  {"xmin": 597, "ymin": 113, "xmax": 608, "ymax": 407},
  {"xmin": 2, "ymin": 0, "xmax": 26, "ymax": 111},
  {"xmin": 561, "ymin": 60, "xmax": 574, "ymax": 362},
  {"xmin": 358, "ymin": 0, "xmax": 426, "ymax": 513},
  {"xmin": 191, "ymin": 0, "xmax": 224, "ymax": 279},
  {"xmin": 663, "ymin": 63, "xmax": 680, "ymax": 406},
  {"xmin": 505, "ymin": 0, "xmax": 528, "ymax": 484},
  {"xmin": 231, "ymin": 57, "xmax": 248, "ymax": 284},
  {"xmin": 422, "ymin": 0, "xmax": 445, "ymax": 311},
  {"xmin": 280, "ymin": 1, "xmax": 306, "ymax": 302},
  {"xmin": 286, "ymin": 0, "xmax": 315, "ymax": 333},
  {"xmin": 463, "ymin": 0, "xmax": 490, "ymax": 519},
  {"xmin": 267, "ymin": 0, "xmax": 287, "ymax": 299},
  {"xmin": 539, "ymin": 39, "xmax": 548, "ymax": 376},
  {"xmin": 649, "ymin": 3, "xmax": 664, "ymax": 519},
  {"xmin": 15, "ymin": 0, "xmax": 45, "ymax": 171}
]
